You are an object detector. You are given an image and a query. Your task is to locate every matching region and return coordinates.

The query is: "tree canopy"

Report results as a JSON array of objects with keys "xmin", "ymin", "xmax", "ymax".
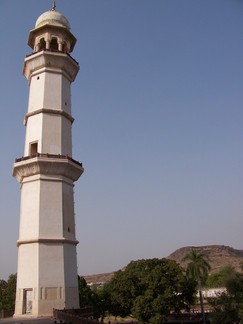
[
  {"xmin": 103, "ymin": 258, "xmax": 196, "ymax": 323},
  {"xmin": 183, "ymin": 249, "xmax": 211, "ymax": 324},
  {"xmin": 78, "ymin": 276, "xmax": 109, "ymax": 321},
  {"xmin": 206, "ymin": 265, "xmax": 236, "ymax": 288},
  {"xmin": 208, "ymin": 270, "xmax": 243, "ymax": 323},
  {"xmin": 183, "ymin": 249, "xmax": 211, "ymax": 285},
  {"xmin": 0, "ymin": 274, "xmax": 16, "ymax": 312}
]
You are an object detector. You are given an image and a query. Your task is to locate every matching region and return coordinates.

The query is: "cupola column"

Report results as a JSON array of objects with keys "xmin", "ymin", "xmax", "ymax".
[
  {"xmin": 58, "ymin": 40, "xmax": 63, "ymax": 51},
  {"xmin": 46, "ymin": 39, "xmax": 51, "ymax": 50}
]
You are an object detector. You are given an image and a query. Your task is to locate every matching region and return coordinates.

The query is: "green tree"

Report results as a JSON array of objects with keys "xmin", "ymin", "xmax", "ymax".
[
  {"xmin": 183, "ymin": 249, "xmax": 211, "ymax": 324},
  {"xmin": 93, "ymin": 287, "xmax": 111, "ymax": 322},
  {"xmin": 78, "ymin": 276, "xmax": 109, "ymax": 321},
  {"xmin": 208, "ymin": 272, "xmax": 243, "ymax": 323},
  {"xmin": 103, "ymin": 258, "xmax": 196, "ymax": 323},
  {"xmin": 102, "ymin": 269, "xmax": 133, "ymax": 318},
  {"xmin": 78, "ymin": 276, "xmax": 94, "ymax": 308},
  {"xmin": 0, "ymin": 274, "xmax": 16, "ymax": 312},
  {"xmin": 0, "ymin": 279, "xmax": 8, "ymax": 311},
  {"xmin": 206, "ymin": 265, "xmax": 236, "ymax": 288},
  {"xmin": 5, "ymin": 274, "xmax": 16, "ymax": 311}
]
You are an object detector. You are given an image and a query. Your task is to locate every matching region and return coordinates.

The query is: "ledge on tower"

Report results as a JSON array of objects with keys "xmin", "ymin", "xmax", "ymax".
[{"xmin": 13, "ymin": 153, "xmax": 84, "ymax": 183}]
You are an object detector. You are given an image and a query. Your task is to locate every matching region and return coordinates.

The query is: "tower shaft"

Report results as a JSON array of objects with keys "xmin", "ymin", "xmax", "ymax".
[{"xmin": 13, "ymin": 8, "xmax": 83, "ymax": 317}]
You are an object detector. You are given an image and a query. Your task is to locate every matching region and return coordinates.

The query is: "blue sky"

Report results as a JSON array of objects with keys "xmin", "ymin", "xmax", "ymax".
[{"xmin": 0, "ymin": 0, "xmax": 242, "ymax": 279}]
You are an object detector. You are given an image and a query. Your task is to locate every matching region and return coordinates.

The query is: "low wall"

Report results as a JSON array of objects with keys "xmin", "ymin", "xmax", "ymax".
[
  {"xmin": 53, "ymin": 308, "xmax": 99, "ymax": 324},
  {"xmin": 0, "ymin": 309, "xmax": 15, "ymax": 319}
]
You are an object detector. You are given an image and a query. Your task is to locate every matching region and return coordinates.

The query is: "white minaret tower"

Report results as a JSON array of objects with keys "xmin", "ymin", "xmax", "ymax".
[{"xmin": 13, "ymin": 2, "xmax": 83, "ymax": 317}]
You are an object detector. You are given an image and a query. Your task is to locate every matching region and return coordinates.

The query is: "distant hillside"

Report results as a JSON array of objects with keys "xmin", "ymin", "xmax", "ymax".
[
  {"xmin": 167, "ymin": 245, "xmax": 243, "ymax": 273},
  {"xmin": 84, "ymin": 272, "xmax": 115, "ymax": 285},
  {"xmin": 83, "ymin": 245, "xmax": 243, "ymax": 285}
]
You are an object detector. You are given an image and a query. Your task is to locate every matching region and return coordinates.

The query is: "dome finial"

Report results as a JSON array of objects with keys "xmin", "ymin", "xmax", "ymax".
[{"xmin": 52, "ymin": 1, "xmax": 56, "ymax": 11}]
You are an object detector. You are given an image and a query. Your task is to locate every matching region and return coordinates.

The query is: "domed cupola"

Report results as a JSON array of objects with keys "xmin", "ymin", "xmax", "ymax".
[
  {"xmin": 27, "ymin": 1, "xmax": 76, "ymax": 53},
  {"xmin": 35, "ymin": 9, "xmax": 71, "ymax": 30}
]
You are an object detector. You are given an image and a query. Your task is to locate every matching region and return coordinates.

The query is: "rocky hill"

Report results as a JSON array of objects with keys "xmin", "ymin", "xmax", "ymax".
[
  {"xmin": 167, "ymin": 245, "xmax": 243, "ymax": 273},
  {"xmin": 83, "ymin": 245, "xmax": 243, "ymax": 284},
  {"xmin": 84, "ymin": 272, "xmax": 114, "ymax": 285},
  {"xmin": 84, "ymin": 272, "xmax": 115, "ymax": 286}
]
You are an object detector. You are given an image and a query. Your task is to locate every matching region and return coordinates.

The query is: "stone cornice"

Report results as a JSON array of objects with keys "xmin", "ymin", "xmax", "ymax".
[
  {"xmin": 13, "ymin": 156, "xmax": 84, "ymax": 183},
  {"xmin": 23, "ymin": 51, "xmax": 79, "ymax": 82},
  {"xmin": 24, "ymin": 108, "xmax": 74, "ymax": 126},
  {"xmin": 17, "ymin": 237, "xmax": 79, "ymax": 247}
]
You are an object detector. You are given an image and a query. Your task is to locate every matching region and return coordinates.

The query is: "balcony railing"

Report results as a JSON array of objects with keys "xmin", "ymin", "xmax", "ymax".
[{"xmin": 15, "ymin": 153, "xmax": 83, "ymax": 167}]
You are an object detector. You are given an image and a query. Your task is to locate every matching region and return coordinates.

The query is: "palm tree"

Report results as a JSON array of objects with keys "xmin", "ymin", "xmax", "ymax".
[{"xmin": 183, "ymin": 248, "xmax": 211, "ymax": 324}]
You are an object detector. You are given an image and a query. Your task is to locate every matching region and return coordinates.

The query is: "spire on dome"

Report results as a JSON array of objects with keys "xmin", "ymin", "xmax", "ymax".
[{"xmin": 52, "ymin": 1, "xmax": 56, "ymax": 11}]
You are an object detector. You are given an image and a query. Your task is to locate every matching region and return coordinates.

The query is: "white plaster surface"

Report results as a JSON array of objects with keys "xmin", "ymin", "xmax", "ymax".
[
  {"xmin": 35, "ymin": 10, "xmax": 71, "ymax": 30},
  {"xmin": 14, "ymin": 8, "xmax": 81, "ymax": 317}
]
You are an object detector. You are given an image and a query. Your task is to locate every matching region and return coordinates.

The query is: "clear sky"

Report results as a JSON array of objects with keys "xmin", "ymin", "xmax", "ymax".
[{"xmin": 0, "ymin": 0, "xmax": 242, "ymax": 280}]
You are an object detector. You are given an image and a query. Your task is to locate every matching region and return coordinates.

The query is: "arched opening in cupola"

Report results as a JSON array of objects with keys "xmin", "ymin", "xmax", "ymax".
[
  {"xmin": 50, "ymin": 37, "xmax": 58, "ymax": 51},
  {"xmin": 39, "ymin": 38, "xmax": 46, "ymax": 51}
]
